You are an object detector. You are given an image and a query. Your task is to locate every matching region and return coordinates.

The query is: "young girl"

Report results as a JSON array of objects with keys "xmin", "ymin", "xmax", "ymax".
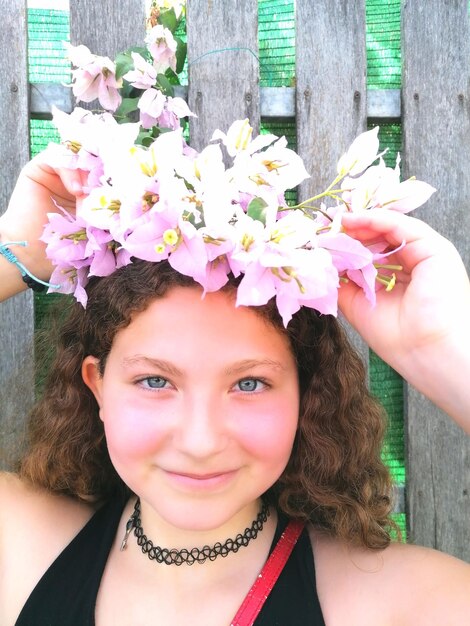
[{"xmin": 0, "ymin": 147, "xmax": 469, "ymax": 625}]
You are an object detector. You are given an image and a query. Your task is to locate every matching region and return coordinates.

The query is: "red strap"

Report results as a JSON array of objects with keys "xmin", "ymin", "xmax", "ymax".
[{"xmin": 230, "ymin": 519, "xmax": 305, "ymax": 626}]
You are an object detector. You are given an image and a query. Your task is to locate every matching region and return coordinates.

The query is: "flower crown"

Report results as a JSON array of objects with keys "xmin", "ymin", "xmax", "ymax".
[{"xmin": 41, "ymin": 4, "xmax": 435, "ymax": 325}]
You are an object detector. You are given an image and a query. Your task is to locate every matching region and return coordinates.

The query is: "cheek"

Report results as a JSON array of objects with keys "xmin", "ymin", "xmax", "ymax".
[
  {"xmin": 100, "ymin": 391, "xmax": 171, "ymax": 465},
  {"xmin": 235, "ymin": 393, "xmax": 299, "ymax": 470}
]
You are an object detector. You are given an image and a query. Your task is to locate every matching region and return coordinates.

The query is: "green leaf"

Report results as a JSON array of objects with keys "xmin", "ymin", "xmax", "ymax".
[
  {"xmin": 114, "ymin": 97, "xmax": 140, "ymax": 120},
  {"xmin": 115, "ymin": 51, "xmax": 134, "ymax": 80},
  {"xmin": 247, "ymin": 197, "xmax": 269, "ymax": 224},
  {"xmin": 175, "ymin": 37, "xmax": 187, "ymax": 75},
  {"xmin": 158, "ymin": 7, "xmax": 178, "ymax": 32},
  {"xmin": 115, "ymin": 47, "xmax": 149, "ymax": 80},
  {"xmin": 136, "ymin": 129, "xmax": 155, "ymax": 146},
  {"xmin": 127, "ymin": 45, "xmax": 149, "ymax": 58},
  {"xmin": 156, "ymin": 73, "xmax": 174, "ymax": 97},
  {"xmin": 164, "ymin": 68, "xmax": 180, "ymax": 86}
]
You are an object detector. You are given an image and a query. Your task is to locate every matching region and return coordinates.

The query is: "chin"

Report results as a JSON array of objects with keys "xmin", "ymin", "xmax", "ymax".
[{"xmin": 147, "ymin": 492, "xmax": 262, "ymax": 536}]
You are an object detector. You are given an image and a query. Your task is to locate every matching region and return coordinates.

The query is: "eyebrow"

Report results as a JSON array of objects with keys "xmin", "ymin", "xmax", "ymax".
[
  {"xmin": 121, "ymin": 356, "xmax": 286, "ymax": 377},
  {"xmin": 121, "ymin": 356, "xmax": 183, "ymax": 377},
  {"xmin": 224, "ymin": 359, "xmax": 286, "ymax": 376}
]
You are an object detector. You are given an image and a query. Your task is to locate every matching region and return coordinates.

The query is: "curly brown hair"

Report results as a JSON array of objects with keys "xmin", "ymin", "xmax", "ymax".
[{"xmin": 18, "ymin": 260, "xmax": 396, "ymax": 549}]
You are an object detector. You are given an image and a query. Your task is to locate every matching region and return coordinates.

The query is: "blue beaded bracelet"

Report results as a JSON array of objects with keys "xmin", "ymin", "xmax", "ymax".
[{"xmin": 0, "ymin": 240, "xmax": 60, "ymax": 293}]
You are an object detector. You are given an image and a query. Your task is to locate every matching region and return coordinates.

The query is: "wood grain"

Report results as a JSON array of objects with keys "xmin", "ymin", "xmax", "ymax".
[
  {"xmin": 296, "ymin": 0, "xmax": 369, "ymax": 371},
  {"xmin": 70, "ymin": 0, "xmax": 146, "ymax": 55},
  {"xmin": 0, "ymin": 0, "xmax": 33, "ymax": 469},
  {"xmin": 402, "ymin": 0, "xmax": 470, "ymax": 560},
  {"xmin": 187, "ymin": 0, "xmax": 260, "ymax": 150}
]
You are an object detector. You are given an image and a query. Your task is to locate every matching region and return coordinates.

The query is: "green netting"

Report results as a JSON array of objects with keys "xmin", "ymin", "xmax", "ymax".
[
  {"xmin": 366, "ymin": 0, "xmax": 401, "ymax": 89},
  {"xmin": 370, "ymin": 351, "xmax": 405, "ymax": 484},
  {"xmin": 28, "ymin": 2, "xmax": 407, "ymax": 527},
  {"xmin": 30, "ymin": 119, "xmax": 60, "ymax": 157},
  {"xmin": 28, "ymin": 9, "xmax": 70, "ymax": 83},
  {"xmin": 259, "ymin": 0, "xmax": 295, "ymax": 87}
]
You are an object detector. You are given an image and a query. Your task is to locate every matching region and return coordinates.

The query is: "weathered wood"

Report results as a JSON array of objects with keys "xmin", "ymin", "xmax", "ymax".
[
  {"xmin": 30, "ymin": 83, "xmax": 401, "ymax": 119},
  {"xmin": 69, "ymin": 0, "xmax": 146, "ymax": 56},
  {"xmin": 296, "ymin": 0, "xmax": 369, "ymax": 371},
  {"xmin": 30, "ymin": 82, "xmax": 73, "ymax": 116},
  {"xmin": 296, "ymin": 0, "xmax": 367, "ymax": 195},
  {"xmin": 187, "ymin": 0, "xmax": 260, "ymax": 150},
  {"xmin": 260, "ymin": 86, "xmax": 295, "ymax": 118},
  {"xmin": 368, "ymin": 88, "xmax": 400, "ymax": 120},
  {"xmin": 0, "ymin": 0, "xmax": 33, "ymax": 470},
  {"xmin": 402, "ymin": 0, "xmax": 470, "ymax": 561}
]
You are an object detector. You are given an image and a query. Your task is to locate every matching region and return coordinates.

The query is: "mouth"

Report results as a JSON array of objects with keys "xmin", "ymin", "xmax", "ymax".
[{"xmin": 163, "ymin": 469, "xmax": 238, "ymax": 491}]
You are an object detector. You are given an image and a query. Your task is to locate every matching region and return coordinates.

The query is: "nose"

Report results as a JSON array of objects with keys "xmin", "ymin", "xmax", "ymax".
[{"xmin": 174, "ymin": 392, "xmax": 228, "ymax": 459}]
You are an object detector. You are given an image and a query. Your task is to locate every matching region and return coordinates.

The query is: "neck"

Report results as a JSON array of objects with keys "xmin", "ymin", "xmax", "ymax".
[
  {"xmin": 113, "ymin": 497, "xmax": 279, "ymax": 613},
  {"xmin": 133, "ymin": 497, "xmax": 268, "ymax": 553}
]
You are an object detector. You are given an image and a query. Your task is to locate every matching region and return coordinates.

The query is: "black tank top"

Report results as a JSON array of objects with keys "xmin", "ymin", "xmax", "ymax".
[{"xmin": 15, "ymin": 498, "xmax": 325, "ymax": 625}]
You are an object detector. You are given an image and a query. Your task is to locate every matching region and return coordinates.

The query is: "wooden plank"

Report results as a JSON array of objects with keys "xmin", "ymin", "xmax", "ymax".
[
  {"xmin": 367, "ymin": 88, "xmax": 401, "ymax": 120},
  {"xmin": 30, "ymin": 83, "xmax": 401, "ymax": 119},
  {"xmin": 187, "ymin": 0, "xmax": 260, "ymax": 150},
  {"xmin": 30, "ymin": 82, "xmax": 73, "ymax": 116},
  {"xmin": 0, "ymin": 0, "xmax": 33, "ymax": 470},
  {"xmin": 296, "ymin": 0, "xmax": 369, "ymax": 371},
  {"xmin": 260, "ymin": 86, "xmax": 295, "ymax": 118},
  {"xmin": 402, "ymin": 0, "xmax": 470, "ymax": 561},
  {"xmin": 69, "ymin": 0, "xmax": 146, "ymax": 56}
]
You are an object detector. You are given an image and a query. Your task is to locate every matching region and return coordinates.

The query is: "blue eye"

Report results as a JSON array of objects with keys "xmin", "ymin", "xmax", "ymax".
[
  {"xmin": 140, "ymin": 376, "xmax": 168, "ymax": 389},
  {"xmin": 237, "ymin": 378, "xmax": 265, "ymax": 392}
]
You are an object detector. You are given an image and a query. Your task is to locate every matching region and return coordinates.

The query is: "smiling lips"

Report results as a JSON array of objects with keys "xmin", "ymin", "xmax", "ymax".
[{"xmin": 163, "ymin": 469, "xmax": 238, "ymax": 491}]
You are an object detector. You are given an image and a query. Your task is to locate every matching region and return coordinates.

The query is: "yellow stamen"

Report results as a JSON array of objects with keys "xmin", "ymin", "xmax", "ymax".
[
  {"xmin": 64, "ymin": 140, "xmax": 82, "ymax": 154},
  {"xmin": 235, "ymin": 119, "xmax": 253, "ymax": 151},
  {"xmin": 163, "ymin": 228, "xmax": 179, "ymax": 246},
  {"xmin": 262, "ymin": 159, "xmax": 286, "ymax": 173},
  {"xmin": 142, "ymin": 193, "xmax": 160, "ymax": 211},
  {"xmin": 203, "ymin": 235, "xmax": 226, "ymax": 246},
  {"xmin": 249, "ymin": 174, "xmax": 268, "ymax": 186},
  {"xmin": 98, "ymin": 197, "xmax": 121, "ymax": 213},
  {"xmin": 376, "ymin": 272, "xmax": 397, "ymax": 291},
  {"xmin": 241, "ymin": 233, "xmax": 255, "ymax": 251}
]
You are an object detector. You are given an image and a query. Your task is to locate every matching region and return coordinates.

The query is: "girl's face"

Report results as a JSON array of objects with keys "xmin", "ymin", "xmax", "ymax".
[{"xmin": 83, "ymin": 286, "xmax": 299, "ymax": 532}]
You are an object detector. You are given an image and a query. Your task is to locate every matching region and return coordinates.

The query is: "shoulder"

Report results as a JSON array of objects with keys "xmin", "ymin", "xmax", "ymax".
[
  {"xmin": 0, "ymin": 471, "xmax": 94, "ymax": 538},
  {"xmin": 0, "ymin": 472, "xmax": 95, "ymax": 626},
  {"xmin": 309, "ymin": 526, "xmax": 470, "ymax": 626}
]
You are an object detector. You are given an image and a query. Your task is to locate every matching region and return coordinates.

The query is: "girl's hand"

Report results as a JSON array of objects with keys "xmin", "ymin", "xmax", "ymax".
[
  {"xmin": 0, "ymin": 153, "xmax": 86, "ymax": 282},
  {"xmin": 339, "ymin": 209, "xmax": 470, "ymax": 429}
]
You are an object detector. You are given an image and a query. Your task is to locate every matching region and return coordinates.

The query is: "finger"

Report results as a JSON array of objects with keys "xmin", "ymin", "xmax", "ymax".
[
  {"xmin": 341, "ymin": 209, "xmax": 456, "ymax": 272},
  {"xmin": 26, "ymin": 154, "xmax": 86, "ymax": 199},
  {"xmin": 56, "ymin": 167, "xmax": 87, "ymax": 197},
  {"xmin": 341, "ymin": 209, "xmax": 437, "ymax": 247}
]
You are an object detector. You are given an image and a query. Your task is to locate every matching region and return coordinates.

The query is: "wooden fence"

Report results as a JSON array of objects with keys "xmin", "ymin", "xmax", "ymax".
[{"xmin": 0, "ymin": 0, "xmax": 469, "ymax": 561}]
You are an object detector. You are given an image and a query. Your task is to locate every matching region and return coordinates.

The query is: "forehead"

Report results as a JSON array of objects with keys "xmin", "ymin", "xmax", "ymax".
[{"xmin": 109, "ymin": 286, "xmax": 294, "ymax": 365}]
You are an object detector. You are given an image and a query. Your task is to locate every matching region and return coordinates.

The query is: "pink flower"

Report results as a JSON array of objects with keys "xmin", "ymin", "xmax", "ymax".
[
  {"xmin": 49, "ymin": 263, "xmax": 89, "ymax": 306},
  {"xmin": 341, "ymin": 155, "xmax": 436, "ymax": 214},
  {"xmin": 212, "ymin": 119, "xmax": 277, "ymax": 158},
  {"xmin": 138, "ymin": 88, "xmax": 166, "ymax": 128},
  {"xmin": 145, "ymin": 25, "xmax": 178, "ymax": 73},
  {"xmin": 157, "ymin": 96, "xmax": 195, "ymax": 130},
  {"xmin": 236, "ymin": 247, "xmax": 339, "ymax": 325},
  {"xmin": 123, "ymin": 52, "xmax": 157, "ymax": 89},
  {"xmin": 168, "ymin": 220, "xmax": 210, "ymax": 284},
  {"xmin": 336, "ymin": 126, "xmax": 380, "ymax": 177},
  {"xmin": 375, "ymin": 178, "xmax": 436, "ymax": 212},
  {"xmin": 41, "ymin": 205, "xmax": 126, "ymax": 304},
  {"xmin": 46, "ymin": 107, "xmax": 139, "ymax": 193},
  {"xmin": 317, "ymin": 231, "xmax": 374, "ymax": 272},
  {"xmin": 66, "ymin": 43, "xmax": 122, "ymax": 112}
]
